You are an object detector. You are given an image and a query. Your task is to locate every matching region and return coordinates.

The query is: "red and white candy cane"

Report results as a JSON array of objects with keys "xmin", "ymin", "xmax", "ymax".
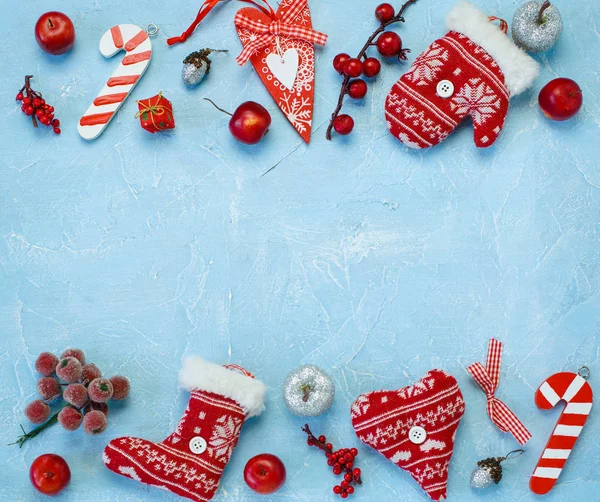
[
  {"xmin": 78, "ymin": 24, "xmax": 155, "ymax": 140},
  {"xmin": 530, "ymin": 367, "xmax": 593, "ymax": 495}
]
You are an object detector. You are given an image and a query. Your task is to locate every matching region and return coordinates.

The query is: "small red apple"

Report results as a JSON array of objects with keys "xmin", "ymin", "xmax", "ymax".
[
  {"xmin": 244, "ymin": 453, "xmax": 286, "ymax": 495},
  {"xmin": 538, "ymin": 78, "xmax": 583, "ymax": 121},
  {"xmin": 229, "ymin": 101, "xmax": 271, "ymax": 145},
  {"xmin": 35, "ymin": 12, "xmax": 75, "ymax": 55},
  {"xmin": 29, "ymin": 454, "xmax": 71, "ymax": 496}
]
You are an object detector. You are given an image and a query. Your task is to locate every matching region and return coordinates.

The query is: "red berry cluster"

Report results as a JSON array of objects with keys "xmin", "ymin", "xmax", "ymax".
[
  {"xmin": 13, "ymin": 348, "xmax": 130, "ymax": 447},
  {"xmin": 326, "ymin": 0, "xmax": 418, "ymax": 139},
  {"xmin": 302, "ymin": 424, "xmax": 362, "ymax": 499},
  {"xmin": 16, "ymin": 75, "xmax": 60, "ymax": 134}
]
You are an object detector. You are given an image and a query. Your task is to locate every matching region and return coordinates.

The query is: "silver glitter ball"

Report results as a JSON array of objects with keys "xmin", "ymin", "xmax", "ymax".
[
  {"xmin": 512, "ymin": 1, "xmax": 563, "ymax": 53},
  {"xmin": 470, "ymin": 467, "xmax": 494, "ymax": 489},
  {"xmin": 283, "ymin": 364, "xmax": 335, "ymax": 416},
  {"xmin": 182, "ymin": 62, "xmax": 207, "ymax": 87}
]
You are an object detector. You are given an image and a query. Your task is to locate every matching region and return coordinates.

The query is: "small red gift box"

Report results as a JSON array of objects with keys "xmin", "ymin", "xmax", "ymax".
[{"xmin": 136, "ymin": 92, "xmax": 175, "ymax": 133}]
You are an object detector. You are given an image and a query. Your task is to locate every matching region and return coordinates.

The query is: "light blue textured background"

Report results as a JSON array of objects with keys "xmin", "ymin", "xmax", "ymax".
[{"xmin": 1, "ymin": 0, "xmax": 599, "ymax": 500}]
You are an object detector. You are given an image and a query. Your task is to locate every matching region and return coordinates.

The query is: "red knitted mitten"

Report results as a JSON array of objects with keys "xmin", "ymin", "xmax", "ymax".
[
  {"xmin": 385, "ymin": 2, "xmax": 539, "ymax": 148},
  {"xmin": 103, "ymin": 357, "xmax": 266, "ymax": 502},
  {"xmin": 351, "ymin": 369, "xmax": 465, "ymax": 501}
]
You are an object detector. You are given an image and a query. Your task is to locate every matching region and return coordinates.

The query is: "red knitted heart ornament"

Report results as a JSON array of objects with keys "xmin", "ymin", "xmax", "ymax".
[{"xmin": 351, "ymin": 370, "xmax": 465, "ymax": 501}]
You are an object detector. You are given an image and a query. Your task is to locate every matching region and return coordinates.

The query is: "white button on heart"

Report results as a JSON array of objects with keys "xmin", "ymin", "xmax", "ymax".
[
  {"xmin": 408, "ymin": 426, "xmax": 427, "ymax": 445},
  {"xmin": 189, "ymin": 436, "xmax": 207, "ymax": 454},
  {"xmin": 436, "ymin": 80, "xmax": 454, "ymax": 98}
]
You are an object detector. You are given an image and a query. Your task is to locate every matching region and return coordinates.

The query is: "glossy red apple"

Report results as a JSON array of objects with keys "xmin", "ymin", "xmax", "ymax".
[
  {"xmin": 35, "ymin": 12, "xmax": 75, "ymax": 55},
  {"xmin": 538, "ymin": 78, "xmax": 582, "ymax": 121},
  {"xmin": 29, "ymin": 454, "xmax": 71, "ymax": 496},
  {"xmin": 229, "ymin": 101, "xmax": 271, "ymax": 145},
  {"xmin": 244, "ymin": 453, "xmax": 286, "ymax": 494}
]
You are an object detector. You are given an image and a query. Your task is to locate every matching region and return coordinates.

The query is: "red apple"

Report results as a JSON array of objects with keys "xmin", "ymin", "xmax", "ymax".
[
  {"xmin": 29, "ymin": 454, "xmax": 71, "ymax": 496},
  {"xmin": 229, "ymin": 101, "xmax": 271, "ymax": 145},
  {"xmin": 244, "ymin": 453, "xmax": 286, "ymax": 495},
  {"xmin": 35, "ymin": 12, "xmax": 75, "ymax": 55},
  {"xmin": 538, "ymin": 78, "xmax": 583, "ymax": 121}
]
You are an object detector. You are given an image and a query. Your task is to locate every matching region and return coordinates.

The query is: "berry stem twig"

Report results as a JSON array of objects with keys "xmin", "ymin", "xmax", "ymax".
[
  {"xmin": 325, "ymin": 0, "xmax": 418, "ymax": 140},
  {"xmin": 204, "ymin": 98, "xmax": 233, "ymax": 116},
  {"xmin": 9, "ymin": 412, "xmax": 60, "ymax": 448},
  {"xmin": 20, "ymin": 75, "xmax": 42, "ymax": 128}
]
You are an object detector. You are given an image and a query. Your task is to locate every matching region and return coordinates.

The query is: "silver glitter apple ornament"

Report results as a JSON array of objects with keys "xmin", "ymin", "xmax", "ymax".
[
  {"xmin": 182, "ymin": 49, "xmax": 228, "ymax": 86},
  {"xmin": 470, "ymin": 450, "xmax": 524, "ymax": 489},
  {"xmin": 283, "ymin": 365, "xmax": 335, "ymax": 416},
  {"xmin": 512, "ymin": 1, "xmax": 563, "ymax": 53}
]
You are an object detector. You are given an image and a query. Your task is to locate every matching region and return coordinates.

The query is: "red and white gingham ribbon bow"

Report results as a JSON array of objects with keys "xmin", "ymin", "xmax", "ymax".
[
  {"xmin": 234, "ymin": 0, "xmax": 328, "ymax": 65},
  {"xmin": 467, "ymin": 338, "xmax": 532, "ymax": 445}
]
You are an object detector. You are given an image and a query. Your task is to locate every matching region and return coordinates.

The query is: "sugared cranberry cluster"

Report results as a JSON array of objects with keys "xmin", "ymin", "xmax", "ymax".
[
  {"xmin": 16, "ymin": 75, "xmax": 60, "ymax": 134},
  {"xmin": 12, "ymin": 348, "xmax": 130, "ymax": 448},
  {"xmin": 326, "ymin": 1, "xmax": 417, "ymax": 139},
  {"xmin": 302, "ymin": 424, "xmax": 362, "ymax": 498}
]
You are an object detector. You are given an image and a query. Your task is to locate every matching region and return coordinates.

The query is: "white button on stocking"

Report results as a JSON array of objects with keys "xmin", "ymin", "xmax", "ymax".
[
  {"xmin": 408, "ymin": 426, "xmax": 427, "ymax": 445},
  {"xmin": 436, "ymin": 80, "xmax": 454, "ymax": 98},
  {"xmin": 189, "ymin": 436, "xmax": 207, "ymax": 454}
]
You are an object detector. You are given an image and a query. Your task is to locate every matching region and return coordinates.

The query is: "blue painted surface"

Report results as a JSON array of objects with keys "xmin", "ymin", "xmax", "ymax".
[{"xmin": 1, "ymin": 0, "xmax": 599, "ymax": 500}]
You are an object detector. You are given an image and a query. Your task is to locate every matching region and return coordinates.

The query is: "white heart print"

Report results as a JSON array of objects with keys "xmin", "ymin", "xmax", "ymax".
[{"xmin": 266, "ymin": 48, "xmax": 299, "ymax": 91}]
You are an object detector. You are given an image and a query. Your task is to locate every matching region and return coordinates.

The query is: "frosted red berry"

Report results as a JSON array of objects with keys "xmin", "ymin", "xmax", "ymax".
[
  {"xmin": 375, "ymin": 3, "xmax": 395, "ymax": 22},
  {"xmin": 333, "ymin": 486, "xmax": 342, "ymax": 494},
  {"xmin": 109, "ymin": 375, "xmax": 130, "ymax": 400},
  {"xmin": 350, "ymin": 448, "xmax": 358, "ymax": 456},
  {"xmin": 25, "ymin": 400, "xmax": 51, "ymax": 424},
  {"xmin": 61, "ymin": 348, "xmax": 86, "ymax": 365},
  {"xmin": 347, "ymin": 486, "xmax": 355, "ymax": 494},
  {"xmin": 53, "ymin": 127, "xmax": 61, "ymax": 135},
  {"xmin": 83, "ymin": 410, "xmax": 108, "ymax": 435},
  {"xmin": 35, "ymin": 352, "xmax": 59, "ymax": 376},
  {"xmin": 333, "ymin": 465, "xmax": 342, "ymax": 475},
  {"xmin": 340, "ymin": 493, "xmax": 348, "ymax": 499},
  {"xmin": 84, "ymin": 401, "xmax": 109, "ymax": 417},
  {"xmin": 333, "ymin": 115, "xmax": 354, "ymax": 135},
  {"xmin": 333, "ymin": 53, "xmax": 351, "ymax": 74},
  {"xmin": 56, "ymin": 356, "xmax": 83, "ymax": 383},
  {"xmin": 348, "ymin": 79, "xmax": 368, "ymax": 99},
  {"xmin": 377, "ymin": 32, "xmax": 402, "ymax": 57},
  {"xmin": 81, "ymin": 363, "xmax": 102, "ymax": 383},
  {"xmin": 63, "ymin": 383, "xmax": 88, "ymax": 408},
  {"xmin": 37, "ymin": 376, "xmax": 61, "ymax": 400},
  {"xmin": 88, "ymin": 378, "xmax": 114, "ymax": 403},
  {"xmin": 58, "ymin": 406, "xmax": 83, "ymax": 431},
  {"xmin": 343, "ymin": 58, "xmax": 363, "ymax": 78},
  {"xmin": 362, "ymin": 57, "xmax": 381, "ymax": 78},
  {"xmin": 16, "ymin": 92, "xmax": 24, "ymax": 101}
]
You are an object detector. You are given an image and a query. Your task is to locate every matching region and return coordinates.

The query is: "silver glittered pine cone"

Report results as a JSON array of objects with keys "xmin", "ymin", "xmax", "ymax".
[
  {"xmin": 283, "ymin": 364, "xmax": 335, "ymax": 416},
  {"xmin": 182, "ymin": 49, "xmax": 228, "ymax": 87},
  {"xmin": 512, "ymin": 0, "xmax": 563, "ymax": 53},
  {"xmin": 470, "ymin": 450, "xmax": 524, "ymax": 489}
]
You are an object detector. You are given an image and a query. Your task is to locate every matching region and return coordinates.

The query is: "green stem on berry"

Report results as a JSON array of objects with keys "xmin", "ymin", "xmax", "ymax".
[
  {"xmin": 326, "ymin": 0, "xmax": 419, "ymax": 140},
  {"xmin": 9, "ymin": 412, "xmax": 60, "ymax": 448}
]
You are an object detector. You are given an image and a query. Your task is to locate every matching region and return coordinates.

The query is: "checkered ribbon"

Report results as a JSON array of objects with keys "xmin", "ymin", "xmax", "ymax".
[
  {"xmin": 234, "ymin": 0, "xmax": 328, "ymax": 65},
  {"xmin": 467, "ymin": 338, "xmax": 532, "ymax": 445}
]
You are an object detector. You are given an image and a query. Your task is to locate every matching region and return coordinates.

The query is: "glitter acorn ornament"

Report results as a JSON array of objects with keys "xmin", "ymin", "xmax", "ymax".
[
  {"xmin": 512, "ymin": 1, "xmax": 563, "ymax": 53},
  {"xmin": 283, "ymin": 364, "xmax": 335, "ymax": 416},
  {"xmin": 182, "ymin": 48, "xmax": 228, "ymax": 86},
  {"xmin": 470, "ymin": 450, "xmax": 524, "ymax": 489}
]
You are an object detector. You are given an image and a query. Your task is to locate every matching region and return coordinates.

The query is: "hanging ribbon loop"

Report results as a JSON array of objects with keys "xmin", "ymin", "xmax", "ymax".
[
  {"xmin": 467, "ymin": 339, "xmax": 532, "ymax": 445},
  {"xmin": 234, "ymin": 0, "xmax": 328, "ymax": 65}
]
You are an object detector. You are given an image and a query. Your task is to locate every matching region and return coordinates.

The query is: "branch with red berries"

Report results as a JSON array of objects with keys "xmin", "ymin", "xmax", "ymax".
[
  {"xmin": 302, "ymin": 424, "xmax": 362, "ymax": 498},
  {"xmin": 16, "ymin": 75, "xmax": 61, "ymax": 134},
  {"xmin": 326, "ymin": 0, "xmax": 419, "ymax": 140}
]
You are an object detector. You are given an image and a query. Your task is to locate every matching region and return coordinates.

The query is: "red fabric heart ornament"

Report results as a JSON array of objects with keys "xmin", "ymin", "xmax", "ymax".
[
  {"xmin": 234, "ymin": 0, "xmax": 327, "ymax": 143},
  {"xmin": 351, "ymin": 369, "xmax": 465, "ymax": 500}
]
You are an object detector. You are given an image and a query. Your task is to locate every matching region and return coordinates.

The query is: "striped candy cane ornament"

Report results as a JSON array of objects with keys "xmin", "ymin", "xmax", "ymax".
[
  {"xmin": 530, "ymin": 368, "xmax": 593, "ymax": 495},
  {"xmin": 78, "ymin": 24, "xmax": 153, "ymax": 140}
]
